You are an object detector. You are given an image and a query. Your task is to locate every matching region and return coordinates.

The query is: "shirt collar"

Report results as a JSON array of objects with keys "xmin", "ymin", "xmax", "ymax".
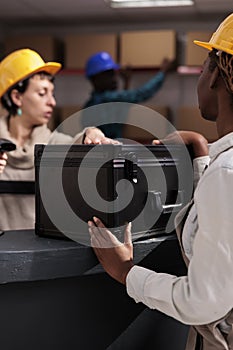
[{"xmin": 209, "ymin": 132, "xmax": 233, "ymax": 162}]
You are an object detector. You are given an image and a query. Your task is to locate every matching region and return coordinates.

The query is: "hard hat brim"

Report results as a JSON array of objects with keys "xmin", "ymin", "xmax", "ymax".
[
  {"xmin": 193, "ymin": 40, "xmax": 213, "ymax": 51},
  {"xmin": 86, "ymin": 63, "xmax": 120, "ymax": 78},
  {"xmin": 112, "ymin": 63, "xmax": 120, "ymax": 70},
  {"xmin": 194, "ymin": 39, "xmax": 233, "ymax": 55},
  {"xmin": 22, "ymin": 61, "xmax": 62, "ymax": 79}
]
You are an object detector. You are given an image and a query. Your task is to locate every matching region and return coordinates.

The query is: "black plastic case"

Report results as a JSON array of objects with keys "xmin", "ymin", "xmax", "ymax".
[{"xmin": 34, "ymin": 144, "xmax": 193, "ymax": 241}]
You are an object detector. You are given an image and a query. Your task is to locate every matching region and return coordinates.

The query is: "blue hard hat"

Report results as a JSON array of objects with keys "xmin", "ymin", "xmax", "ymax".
[{"xmin": 85, "ymin": 51, "xmax": 120, "ymax": 78}]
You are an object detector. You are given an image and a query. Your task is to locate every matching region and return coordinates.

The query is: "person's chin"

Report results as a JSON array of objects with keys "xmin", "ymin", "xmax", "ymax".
[
  {"xmin": 37, "ymin": 117, "xmax": 50, "ymax": 126},
  {"xmin": 202, "ymin": 114, "xmax": 216, "ymax": 122},
  {"xmin": 199, "ymin": 109, "xmax": 216, "ymax": 122},
  {"xmin": 44, "ymin": 114, "xmax": 52, "ymax": 122}
]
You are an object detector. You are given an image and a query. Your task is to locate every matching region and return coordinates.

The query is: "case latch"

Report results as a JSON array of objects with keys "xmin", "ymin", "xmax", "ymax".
[{"xmin": 124, "ymin": 152, "xmax": 138, "ymax": 183}]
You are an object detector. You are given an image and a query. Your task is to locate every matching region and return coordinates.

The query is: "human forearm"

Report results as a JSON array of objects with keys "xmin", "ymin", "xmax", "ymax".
[
  {"xmin": 126, "ymin": 257, "xmax": 232, "ymax": 326},
  {"xmin": 153, "ymin": 131, "xmax": 209, "ymax": 158},
  {"xmin": 126, "ymin": 168, "xmax": 233, "ymax": 325}
]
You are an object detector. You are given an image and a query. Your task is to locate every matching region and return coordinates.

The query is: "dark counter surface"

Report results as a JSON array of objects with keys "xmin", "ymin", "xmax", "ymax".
[
  {"xmin": 0, "ymin": 229, "xmax": 176, "ymax": 284},
  {"xmin": 0, "ymin": 230, "xmax": 189, "ymax": 350}
]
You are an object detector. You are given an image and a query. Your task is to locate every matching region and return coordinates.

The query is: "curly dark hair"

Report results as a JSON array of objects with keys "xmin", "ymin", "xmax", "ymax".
[{"xmin": 1, "ymin": 71, "xmax": 55, "ymax": 116}]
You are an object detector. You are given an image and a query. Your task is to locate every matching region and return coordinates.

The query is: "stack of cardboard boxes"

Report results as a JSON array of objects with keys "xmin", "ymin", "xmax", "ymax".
[{"xmin": 1, "ymin": 30, "xmax": 217, "ymax": 142}]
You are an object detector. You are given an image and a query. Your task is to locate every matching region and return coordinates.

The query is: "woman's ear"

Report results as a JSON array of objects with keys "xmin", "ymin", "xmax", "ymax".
[
  {"xmin": 209, "ymin": 66, "xmax": 220, "ymax": 89},
  {"xmin": 10, "ymin": 89, "xmax": 22, "ymax": 107}
]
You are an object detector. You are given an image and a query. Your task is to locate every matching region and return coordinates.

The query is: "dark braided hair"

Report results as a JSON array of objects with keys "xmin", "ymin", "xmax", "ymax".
[
  {"xmin": 217, "ymin": 51, "xmax": 233, "ymax": 94},
  {"xmin": 209, "ymin": 49, "xmax": 233, "ymax": 94}
]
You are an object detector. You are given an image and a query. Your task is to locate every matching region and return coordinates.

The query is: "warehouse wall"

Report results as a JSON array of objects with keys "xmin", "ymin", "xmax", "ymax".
[{"xmin": 0, "ymin": 14, "xmax": 223, "ymax": 140}]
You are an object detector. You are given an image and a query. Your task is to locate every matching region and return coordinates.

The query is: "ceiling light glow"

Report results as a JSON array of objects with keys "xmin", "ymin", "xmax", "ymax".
[{"xmin": 106, "ymin": 0, "xmax": 194, "ymax": 8}]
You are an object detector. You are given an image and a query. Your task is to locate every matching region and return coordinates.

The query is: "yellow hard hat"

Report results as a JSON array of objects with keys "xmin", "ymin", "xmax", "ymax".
[
  {"xmin": 0, "ymin": 48, "xmax": 62, "ymax": 98},
  {"xmin": 194, "ymin": 13, "xmax": 233, "ymax": 55}
]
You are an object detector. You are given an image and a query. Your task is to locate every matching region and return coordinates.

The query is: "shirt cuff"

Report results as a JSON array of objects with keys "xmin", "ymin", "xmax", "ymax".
[
  {"xmin": 126, "ymin": 265, "xmax": 153, "ymax": 303},
  {"xmin": 193, "ymin": 155, "xmax": 210, "ymax": 188}
]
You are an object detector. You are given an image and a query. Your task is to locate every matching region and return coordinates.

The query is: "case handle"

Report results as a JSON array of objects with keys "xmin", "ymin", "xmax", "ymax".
[{"xmin": 148, "ymin": 190, "xmax": 184, "ymax": 214}]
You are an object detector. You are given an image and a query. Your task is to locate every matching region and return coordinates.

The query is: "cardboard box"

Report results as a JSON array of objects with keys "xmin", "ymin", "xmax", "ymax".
[
  {"xmin": 185, "ymin": 31, "xmax": 212, "ymax": 66},
  {"xmin": 120, "ymin": 30, "xmax": 176, "ymax": 67},
  {"xmin": 4, "ymin": 35, "xmax": 62, "ymax": 62},
  {"xmin": 176, "ymin": 106, "xmax": 218, "ymax": 142},
  {"xmin": 122, "ymin": 104, "xmax": 170, "ymax": 143},
  {"xmin": 64, "ymin": 33, "xmax": 118, "ymax": 69}
]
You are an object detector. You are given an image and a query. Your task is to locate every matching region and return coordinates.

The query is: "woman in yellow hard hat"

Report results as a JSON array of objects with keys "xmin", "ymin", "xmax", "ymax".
[
  {"xmin": 88, "ymin": 13, "xmax": 233, "ymax": 350},
  {"xmin": 0, "ymin": 48, "xmax": 117, "ymax": 231}
]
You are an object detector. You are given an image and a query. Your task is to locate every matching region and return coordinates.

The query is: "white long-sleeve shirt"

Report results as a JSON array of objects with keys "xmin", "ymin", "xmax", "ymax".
[{"xmin": 126, "ymin": 132, "xmax": 233, "ymax": 326}]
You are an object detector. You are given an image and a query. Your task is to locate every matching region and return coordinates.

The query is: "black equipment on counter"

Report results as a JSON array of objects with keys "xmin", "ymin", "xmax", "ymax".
[{"xmin": 34, "ymin": 144, "xmax": 193, "ymax": 241}]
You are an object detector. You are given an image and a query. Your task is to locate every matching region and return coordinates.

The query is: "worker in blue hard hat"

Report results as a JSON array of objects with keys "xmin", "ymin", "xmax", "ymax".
[
  {"xmin": 85, "ymin": 51, "xmax": 120, "ymax": 79},
  {"xmin": 81, "ymin": 51, "xmax": 176, "ymax": 139}
]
